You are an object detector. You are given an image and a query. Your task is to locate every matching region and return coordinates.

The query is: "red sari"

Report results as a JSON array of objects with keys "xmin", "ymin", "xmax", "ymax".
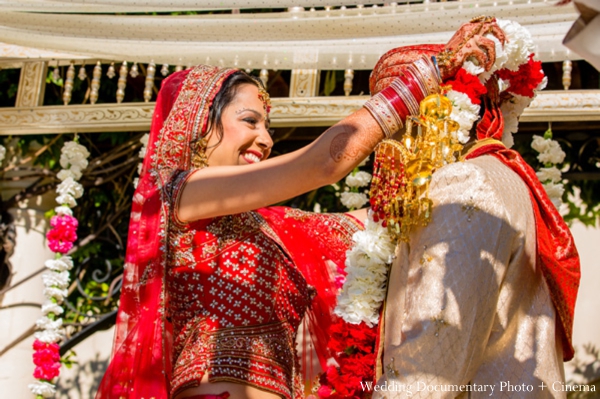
[{"xmin": 95, "ymin": 65, "xmax": 362, "ymax": 399}]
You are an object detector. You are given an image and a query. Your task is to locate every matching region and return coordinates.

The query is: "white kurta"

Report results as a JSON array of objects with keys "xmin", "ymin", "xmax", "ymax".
[{"xmin": 374, "ymin": 155, "xmax": 565, "ymax": 399}]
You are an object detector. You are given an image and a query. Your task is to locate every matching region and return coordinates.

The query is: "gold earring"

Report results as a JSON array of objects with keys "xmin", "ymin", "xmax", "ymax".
[{"xmin": 191, "ymin": 138, "xmax": 208, "ymax": 169}]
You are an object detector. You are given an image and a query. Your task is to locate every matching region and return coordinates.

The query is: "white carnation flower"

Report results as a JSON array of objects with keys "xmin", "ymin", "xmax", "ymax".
[
  {"xmin": 496, "ymin": 19, "xmax": 536, "ymax": 71},
  {"xmin": 531, "ymin": 135, "xmax": 551, "ymax": 153},
  {"xmin": 355, "ymin": 218, "xmax": 396, "ymax": 263},
  {"xmin": 446, "ymin": 90, "xmax": 480, "ymax": 144},
  {"xmin": 340, "ymin": 192, "xmax": 368, "ymax": 210},
  {"xmin": 34, "ymin": 329, "xmax": 63, "ymax": 343},
  {"xmin": 29, "ymin": 382, "xmax": 57, "ymax": 397},
  {"xmin": 41, "ymin": 270, "xmax": 70, "ymax": 289},
  {"xmin": 345, "ymin": 171, "xmax": 372, "ymax": 188},
  {"xmin": 56, "ymin": 193, "xmax": 77, "ymax": 207},
  {"xmin": 543, "ymin": 182, "xmax": 564, "ymax": 208},
  {"xmin": 500, "ymin": 94, "xmax": 532, "ymax": 146},
  {"xmin": 537, "ymin": 166, "xmax": 562, "ymax": 183},
  {"xmin": 57, "ymin": 168, "xmax": 82, "ymax": 181},
  {"xmin": 462, "ymin": 60, "xmax": 485, "ymax": 76},
  {"xmin": 0, "ymin": 144, "xmax": 6, "ymax": 163},
  {"xmin": 41, "ymin": 300, "xmax": 64, "ymax": 316},
  {"xmin": 59, "ymin": 141, "xmax": 90, "ymax": 171},
  {"xmin": 537, "ymin": 140, "xmax": 566, "ymax": 164},
  {"xmin": 43, "ymin": 286, "xmax": 69, "ymax": 302},
  {"xmin": 54, "ymin": 205, "xmax": 73, "ymax": 216},
  {"xmin": 45, "ymin": 256, "xmax": 74, "ymax": 272},
  {"xmin": 36, "ymin": 316, "xmax": 63, "ymax": 330},
  {"xmin": 138, "ymin": 133, "xmax": 150, "ymax": 158},
  {"xmin": 56, "ymin": 177, "xmax": 84, "ymax": 199}
]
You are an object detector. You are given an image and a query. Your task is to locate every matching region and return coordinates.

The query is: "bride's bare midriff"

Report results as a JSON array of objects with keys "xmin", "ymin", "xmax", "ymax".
[{"xmin": 173, "ymin": 374, "xmax": 282, "ymax": 399}]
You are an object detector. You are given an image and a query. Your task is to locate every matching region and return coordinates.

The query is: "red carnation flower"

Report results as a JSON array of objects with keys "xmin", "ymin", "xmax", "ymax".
[
  {"xmin": 445, "ymin": 68, "xmax": 488, "ymax": 105},
  {"xmin": 496, "ymin": 54, "xmax": 545, "ymax": 98}
]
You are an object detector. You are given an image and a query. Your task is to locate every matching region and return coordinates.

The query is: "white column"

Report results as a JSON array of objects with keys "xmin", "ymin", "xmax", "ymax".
[
  {"xmin": 0, "ymin": 207, "xmax": 53, "ymax": 398},
  {"xmin": 565, "ymin": 221, "xmax": 600, "ymax": 382}
]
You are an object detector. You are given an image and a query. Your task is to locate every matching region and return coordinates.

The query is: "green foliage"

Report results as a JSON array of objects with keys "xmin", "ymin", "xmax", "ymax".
[
  {"xmin": 60, "ymin": 350, "xmax": 78, "ymax": 369},
  {"xmin": 0, "ymin": 68, "xmax": 19, "ymax": 107},
  {"xmin": 567, "ymin": 344, "xmax": 600, "ymax": 398},
  {"xmin": 46, "ymin": 70, "xmax": 64, "ymax": 87}
]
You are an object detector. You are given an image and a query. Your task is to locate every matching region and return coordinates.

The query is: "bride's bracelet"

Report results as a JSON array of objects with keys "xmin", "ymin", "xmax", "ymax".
[{"xmin": 364, "ymin": 56, "xmax": 441, "ymax": 138}]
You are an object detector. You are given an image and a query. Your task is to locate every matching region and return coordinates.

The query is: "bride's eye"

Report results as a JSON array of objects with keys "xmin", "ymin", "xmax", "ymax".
[{"xmin": 243, "ymin": 117, "xmax": 257, "ymax": 126}]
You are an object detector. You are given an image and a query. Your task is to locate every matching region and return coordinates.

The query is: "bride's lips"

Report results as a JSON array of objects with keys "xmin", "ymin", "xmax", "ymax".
[{"xmin": 241, "ymin": 150, "xmax": 263, "ymax": 164}]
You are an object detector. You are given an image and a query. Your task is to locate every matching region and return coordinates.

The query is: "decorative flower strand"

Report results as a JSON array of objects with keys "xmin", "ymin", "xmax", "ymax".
[
  {"xmin": 531, "ymin": 127, "xmax": 566, "ymax": 208},
  {"xmin": 133, "ymin": 133, "xmax": 149, "ymax": 188},
  {"xmin": 340, "ymin": 168, "xmax": 371, "ymax": 210},
  {"xmin": 29, "ymin": 139, "xmax": 89, "ymax": 398}
]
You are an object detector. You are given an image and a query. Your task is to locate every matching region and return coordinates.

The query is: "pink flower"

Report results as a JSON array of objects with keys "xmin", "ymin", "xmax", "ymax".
[
  {"xmin": 32, "ymin": 340, "xmax": 61, "ymax": 381},
  {"xmin": 46, "ymin": 215, "xmax": 78, "ymax": 254},
  {"xmin": 33, "ymin": 363, "xmax": 61, "ymax": 380}
]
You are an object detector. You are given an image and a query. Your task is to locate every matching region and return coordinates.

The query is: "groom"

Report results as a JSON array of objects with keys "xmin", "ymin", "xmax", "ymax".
[{"xmin": 370, "ymin": 19, "xmax": 581, "ymax": 399}]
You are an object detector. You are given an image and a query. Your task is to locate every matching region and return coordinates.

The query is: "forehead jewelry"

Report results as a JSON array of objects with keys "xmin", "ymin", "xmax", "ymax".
[{"xmin": 257, "ymin": 85, "xmax": 271, "ymax": 116}]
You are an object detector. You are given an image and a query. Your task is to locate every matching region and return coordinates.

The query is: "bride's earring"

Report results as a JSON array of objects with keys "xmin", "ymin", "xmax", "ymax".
[{"xmin": 191, "ymin": 138, "xmax": 208, "ymax": 169}]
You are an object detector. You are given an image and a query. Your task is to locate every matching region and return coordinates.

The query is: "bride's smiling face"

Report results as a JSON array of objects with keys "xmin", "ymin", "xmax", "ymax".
[{"xmin": 205, "ymin": 83, "xmax": 273, "ymax": 167}]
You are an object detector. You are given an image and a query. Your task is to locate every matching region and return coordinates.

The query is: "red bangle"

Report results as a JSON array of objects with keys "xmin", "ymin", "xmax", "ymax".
[{"xmin": 380, "ymin": 84, "xmax": 411, "ymax": 120}]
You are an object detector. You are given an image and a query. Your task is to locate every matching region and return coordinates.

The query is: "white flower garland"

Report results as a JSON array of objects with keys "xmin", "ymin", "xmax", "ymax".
[
  {"xmin": 133, "ymin": 133, "xmax": 149, "ymax": 188},
  {"xmin": 532, "ymin": 133, "xmax": 566, "ymax": 208},
  {"xmin": 0, "ymin": 144, "xmax": 6, "ymax": 164},
  {"xmin": 29, "ymin": 140, "xmax": 89, "ymax": 397},
  {"xmin": 334, "ymin": 212, "xmax": 396, "ymax": 326},
  {"xmin": 340, "ymin": 166, "xmax": 371, "ymax": 210}
]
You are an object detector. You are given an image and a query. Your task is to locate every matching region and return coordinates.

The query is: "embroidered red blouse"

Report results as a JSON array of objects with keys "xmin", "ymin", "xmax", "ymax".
[{"xmin": 166, "ymin": 209, "xmax": 361, "ymax": 399}]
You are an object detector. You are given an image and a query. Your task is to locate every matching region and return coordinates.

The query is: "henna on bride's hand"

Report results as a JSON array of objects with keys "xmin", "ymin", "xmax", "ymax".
[{"xmin": 329, "ymin": 123, "xmax": 380, "ymax": 163}]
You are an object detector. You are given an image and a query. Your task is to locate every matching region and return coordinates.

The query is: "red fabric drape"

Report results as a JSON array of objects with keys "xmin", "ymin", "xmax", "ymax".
[
  {"xmin": 258, "ymin": 207, "xmax": 362, "ymax": 367},
  {"xmin": 465, "ymin": 142, "xmax": 580, "ymax": 361}
]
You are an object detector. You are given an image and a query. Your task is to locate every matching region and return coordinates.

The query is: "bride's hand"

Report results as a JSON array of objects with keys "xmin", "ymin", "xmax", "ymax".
[{"xmin": 438, "ymin": 16, "xmax": 506, "ymax": 80}]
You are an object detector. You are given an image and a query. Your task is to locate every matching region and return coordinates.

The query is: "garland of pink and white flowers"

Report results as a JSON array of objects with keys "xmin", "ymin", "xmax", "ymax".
[{"xmin": 29, "ymin": 140, "xmax": 90, "ymax": 399}]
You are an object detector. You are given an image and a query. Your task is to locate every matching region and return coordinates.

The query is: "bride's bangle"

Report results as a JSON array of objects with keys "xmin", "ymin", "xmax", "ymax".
[{"xmin": 364, "ymin": 56, "xmax": 441, "ymax": 138}]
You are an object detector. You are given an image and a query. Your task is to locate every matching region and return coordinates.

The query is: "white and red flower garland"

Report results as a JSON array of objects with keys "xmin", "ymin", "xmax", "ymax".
[{"xmin": 29, "ymin": 140, "xmax": 89, "ymax": 398}]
